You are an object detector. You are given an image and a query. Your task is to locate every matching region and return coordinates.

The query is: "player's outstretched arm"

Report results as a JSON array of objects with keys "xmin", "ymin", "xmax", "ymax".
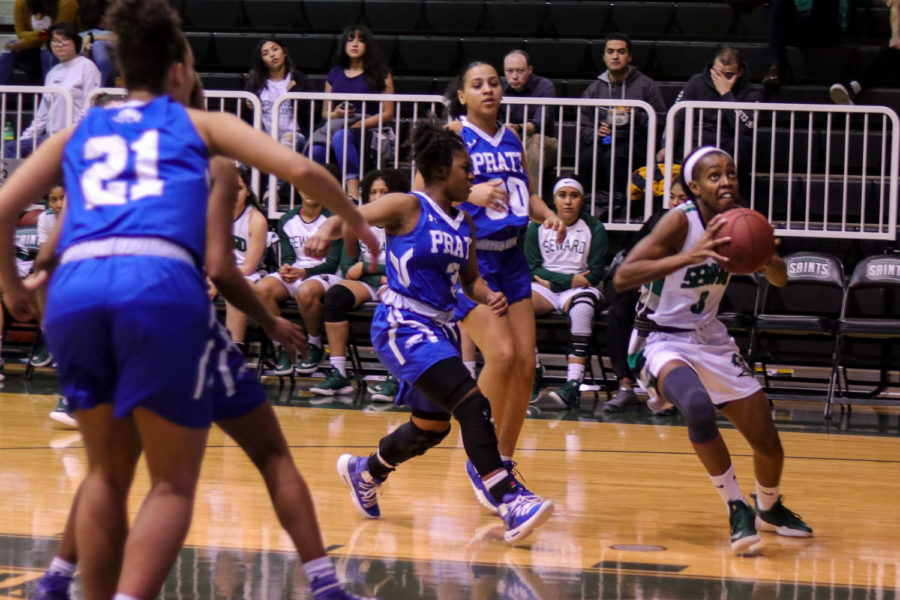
[
  {"xmin": 191, "ymin": 110, "xmax": 378, "ymax": 259},
  {"xmin": 0, "ymin": 129, "xmax": 70, "ymax": 320},
  {"xmin": 206, "ymin": 157, "xmax": 306, "ymax": 354}
]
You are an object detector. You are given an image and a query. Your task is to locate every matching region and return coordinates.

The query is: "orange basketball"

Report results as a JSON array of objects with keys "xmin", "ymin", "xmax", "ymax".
[{"xmin": 712, "ymin": 207, "xmax": 775, "ymax": 274}]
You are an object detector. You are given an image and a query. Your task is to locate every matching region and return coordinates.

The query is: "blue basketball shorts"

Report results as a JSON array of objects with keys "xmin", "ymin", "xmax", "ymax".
[
  {"xmin": 371, "ymin": 303, "xmax": 461, "ymax": 414},
  {"xmin": 454, "ymin": 245, "xmax": 532, "ymax": 321},
  {"xmin": 43, "ymin": 256, "xmax": 244, "ymax": 428},
  {"xmin": 207, "ymin": 319, "xmax": 267, "ymax": 423}
]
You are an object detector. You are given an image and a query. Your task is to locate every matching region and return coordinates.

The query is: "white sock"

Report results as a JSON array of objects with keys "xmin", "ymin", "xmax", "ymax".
[
  {"xmin": 48, "ymin": 557, "xmax": 76, "ymax": 578},
  {"xmin": 500, "ymin": 454, "xmax": 513, "ymax": 463},
  {"xmin": 463, "ymin": 361, "xmax": 476, "ymax": 378},
  {"xmin": 755, "ymin": 481, "xmax": 779, "ymax": 511},
  {"xmin": 566, "ymin": 361, "xmax": 585, "ymax": 383},
  {"xmin": 710, "ymin": 465, "xmax": 744, "ymax": 504},
  {"xmin": 308, "ymin": 335, "xmax": 322, "ymax": 348},
  {"xmin": 303, "ymin": 555, "xmax": 339, "ymax": 594},
  {"xmin": 114, "ymin": 595, "xmax": 139, "ymax": 600},
  {"xmin": 330, "ymin": 356, "xmax": 347, "ymax": 377}
]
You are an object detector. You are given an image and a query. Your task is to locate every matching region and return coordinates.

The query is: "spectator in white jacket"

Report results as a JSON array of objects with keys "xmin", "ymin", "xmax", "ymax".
[{"xmin": 4, "ymin": 23, "xmax": 101, "ymax": 159}]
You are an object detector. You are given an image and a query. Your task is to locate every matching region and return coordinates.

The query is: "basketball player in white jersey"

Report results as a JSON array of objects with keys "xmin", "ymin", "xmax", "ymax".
[{"xmin": 614, "ymin": 146, "xmax": 812, "ymax": 553}]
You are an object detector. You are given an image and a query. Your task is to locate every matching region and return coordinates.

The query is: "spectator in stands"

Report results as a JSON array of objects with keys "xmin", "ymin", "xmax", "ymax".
[
  {"xmin": 255, "ymin": 185, "xmax": 343, "ymax": 376},
  {"xmin": 598, "ymin": 177, "xmax": 688, "ymax": 415},
  {"xmin": 829, "ymin": 0, "xmax": 900, "ymax": 103},
  {"xmin": 501, "ymin": 49, "xmax": 559, "ymax": 193},
  {"xmin": 579, "ymin": 33, "xmax": 666, "ymax": 218},
  {"xmin": 78, "ymin": 0, "xmax": 117, "ymax": 86},
  {"xmin": 661, "ymin": 46, "xmax": 762, "ymax": 190},
  {"xmin": 527, "ymin": 176, "xmax": 607, "ymax": 408},
  {"xmin": 0, "ymin": 0, "xmax": 78, "ymax": 85},
  {"xmin": 763, "ymin": 0, "xmax": 849, "ymax": 87},
  {"xmin": 311, "ymin": 168, "xmax": 409, "ymax": 398},
  {"xmin": 3, "ymin": 24, "xmax": 101, "ymax": 159},
  {"xmin": 245, "ymin": 36, "xmax": 316, "ymax": 151},
  {"xmin": 311, "ymin": 25, "xmax": 395, "ymax": 199},
  {"xmin": 207, "ymin": 166, "xmax": 269, "ymax": 354}
]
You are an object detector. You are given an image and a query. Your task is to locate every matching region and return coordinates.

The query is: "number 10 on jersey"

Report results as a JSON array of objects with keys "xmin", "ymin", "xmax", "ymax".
[{"xmin": 81, "ymin": 130, "xmax": 164, "ymax": 209}]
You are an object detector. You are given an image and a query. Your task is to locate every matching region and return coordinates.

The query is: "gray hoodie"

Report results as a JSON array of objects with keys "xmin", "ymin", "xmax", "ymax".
[{"xmin": 579, "ymin": 66, "xmax": 666, "ymax": 147}]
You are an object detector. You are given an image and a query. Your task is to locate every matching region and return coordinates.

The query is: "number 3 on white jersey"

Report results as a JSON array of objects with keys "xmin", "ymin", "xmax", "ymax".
[
  {"xmin": 486, "ymin": 177, "xmax": 529, "ymax": 220},
  {"xmin": 81, "ymin": 130, "xmax": 164, "ymax": 209}
]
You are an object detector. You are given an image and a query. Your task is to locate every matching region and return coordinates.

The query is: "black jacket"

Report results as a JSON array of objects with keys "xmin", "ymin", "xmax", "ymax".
[{"xmin": 668, "ymin": 62, "xmax": 763, "ymax": 160}]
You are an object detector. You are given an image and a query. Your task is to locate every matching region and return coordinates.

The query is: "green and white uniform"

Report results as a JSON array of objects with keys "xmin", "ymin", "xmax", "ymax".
[
  {"xmin": 264, "ymin": 208, "xmax": 342, "ymax": 296},
  {"xmin": 524, "ymin": 214, "xmax": 607, "ymax": 311},
  {"xmin": 232, "ymin": 204, "xmax": 265, "ymax": 282},
  {"xmin": 628, "ymin": 201, "xmax": 760, "ymax": 405}
]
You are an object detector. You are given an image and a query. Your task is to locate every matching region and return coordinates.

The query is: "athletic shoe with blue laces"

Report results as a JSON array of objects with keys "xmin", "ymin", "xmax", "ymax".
[
  {"xmin": 465, "ymin": 459, "xmax": 500, "ymax": 514},
  {"xmin": 336, "ymin": 454, "xmax": 384, "ymax": 519},
  {"xmin": 33, "ymin": 571, "xmax": 72, "ymax": 600},
  {"xmin": 498, "ymin": 489, "xmax": 554, "ymax": 543}
]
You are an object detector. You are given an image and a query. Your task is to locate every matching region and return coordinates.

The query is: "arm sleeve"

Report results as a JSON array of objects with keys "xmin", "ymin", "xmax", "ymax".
[
  {"xmin": 277, "ymin": 214, "xmax": 296, "ymax": 265},
  {"xmin": 23, "ymin": 92, "xmax": 50, "ymax": 138},
  {"xmin": 14, "ymin": 1, "xmax": 41, "ymax": 47},
  {"xmin": 339, "ymin": 242, "xmax": 358, "ymax": 274},
  {"xmin": 306, "ymin": 239, "xmax": 342, "ymax": 275},
  {"xmin": 586, "ymin": 218, "xmax": 609, "ymax": 286}
]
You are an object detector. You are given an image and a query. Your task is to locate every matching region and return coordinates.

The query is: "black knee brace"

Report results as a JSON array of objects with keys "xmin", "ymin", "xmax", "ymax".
[
  {"xmin": 323, "ymin": 284, "xmax": 357, "ymax": 323},
  {"xmin": 662, "ymin": 366, "xmax": 719, "ymax": 444},
  {"xmin": 452, "ymin": 391, "xmax": 505, "ymax": 477},
  {"xmin": 414, "ymin": 357, "xmax": 477, "ymax": 413},
  {"xmin": 569, "ymin": 335, "xmax": 592, "ymax": 359},
  {"xmin": 374, "ymin": 419, "xmax": 451, "ymax": 473}
]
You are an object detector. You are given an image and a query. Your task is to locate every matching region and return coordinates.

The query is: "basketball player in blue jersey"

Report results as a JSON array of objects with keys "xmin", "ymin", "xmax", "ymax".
[
  {"xmin": 0, "ymin": 1, "xmax": 376, "ymax": 598},
  {"xmin": 443, "ymin": 62, "xmax": 565, "ymax": 511},
  {"xmin": 25, "ymin": 79, "xmax": 373, "ymax": 600},
  {"xmin": 614, "ymin": 147, "xmax": 811, "ymax": 554},
  {"xmin": 319, "ymin": 120, "xmax": 553, "ymax": 543}
]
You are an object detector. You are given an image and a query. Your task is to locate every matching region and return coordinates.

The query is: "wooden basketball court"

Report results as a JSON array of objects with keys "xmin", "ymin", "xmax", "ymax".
[{"xmin": 0, "ymin": 378, "xmax": 898, "ymax": 599}]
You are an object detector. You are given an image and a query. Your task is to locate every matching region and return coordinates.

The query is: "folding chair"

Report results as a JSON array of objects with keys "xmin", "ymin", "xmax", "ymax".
[
  {"xmin": 829, "ymin": 254, "xmax": 900, "ymax": 419},
  {"xmin": 750, "ymin": 252, "xmax": 844, "ymax": 404}
]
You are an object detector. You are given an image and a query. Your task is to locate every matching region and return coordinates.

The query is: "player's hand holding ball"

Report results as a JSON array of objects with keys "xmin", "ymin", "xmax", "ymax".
[{"xmin": 711, "ymin": 207, "xmax": 776, "ymax": 274}]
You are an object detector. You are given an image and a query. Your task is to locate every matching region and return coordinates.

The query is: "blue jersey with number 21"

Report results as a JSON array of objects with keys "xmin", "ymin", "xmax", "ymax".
[
  {"xmin": 456, "ymin": 116, "xmax": 530, "ymax": 241},
  {"xmin": 59, "ymin": 95, "xmax": 210, "ymax": 265}
]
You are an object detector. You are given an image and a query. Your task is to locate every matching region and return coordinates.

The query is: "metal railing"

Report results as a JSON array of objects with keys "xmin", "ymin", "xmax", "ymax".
[
  {"xmin": 0, "ymin": 85, "xmax": 74, "ymax": 169},
  {"xmin": 664, "ymin": 100, "xmax": 900, "ymax": 240},
  {"xmin": 270, "ymin": 92, "xmax": 658, "ymax": 227},
  {"xmin": 270, "ymin": 91, "xmax": 445, "ymax": 217}
]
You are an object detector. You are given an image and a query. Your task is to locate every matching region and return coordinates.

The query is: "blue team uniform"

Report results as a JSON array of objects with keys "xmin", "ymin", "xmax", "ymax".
[
  {"xmin": 371, "ymin": 192, "xmax": 472, "ymax": 414},
  {"xmin": 455, "ymin": 116, "xmax": 532, "ymax": 320},
  {"xmin": 45, "ymin": 95, "xmax": 262, "ymax": 427}
]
